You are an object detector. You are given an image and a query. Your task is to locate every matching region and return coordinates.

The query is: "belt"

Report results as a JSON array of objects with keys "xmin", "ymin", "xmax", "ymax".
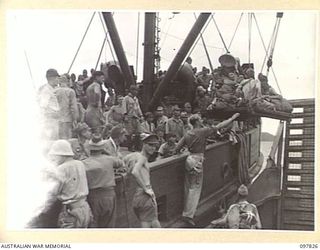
[
  {"xmin": 89, "ymin": 186, "xmax": 115, "ymax": 195},
  {"xmin": 63, "ymin": 199, "xmax": 86, "ymax": 209}
]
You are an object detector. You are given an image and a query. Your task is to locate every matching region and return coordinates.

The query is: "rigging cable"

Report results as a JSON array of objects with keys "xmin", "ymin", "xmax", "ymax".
[
  {"xmin": 248, "ymin": 13, "xmax": 253, "ymax": 64},
  {"xmin": 211, "ymin": 13, "xmax": 229, "ymax": 53},
  {"xmin": 253, "ymin": 13, "xmax": 282, "ymax": 95},
  {"xmin": 228, "ymin": 13, "xmax": 244, "ymax": 51},
  {"xmin": 193, "ymin": 13, "xmax": 214, "ymax": 74},
  {"xmin": 24, "ymin": 50, "xmax": 36, "ymax": 91},
  {"xmin": 67, "ymin": 11, "xmax": 96, "ymax": 74},
  {"xmin": 99, "ymin": 12, "xmax": 116, "ymax": 62},
  {"xmin": 187, "ymin": 14, "xmax": 212, "ymax": 58},
  {"xmin": 135, "ymin": 12, "xmax": 140, "ymax": 77},
  {"xmin": 95, "ymin": 35, "xmax": 107, "ymax": 70}
]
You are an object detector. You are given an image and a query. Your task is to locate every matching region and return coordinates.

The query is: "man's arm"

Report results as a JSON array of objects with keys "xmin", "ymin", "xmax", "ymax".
[
  {"xmin": 174, "ymin": 136, "xmax": 186, "ymax": 154},
  {"xmin": 215, "ymin": 113, "xmax": 240, "ymax": 130},
  {"xmin": 131, "ymin": 156, "xmax": 150, "ymax": 193}
]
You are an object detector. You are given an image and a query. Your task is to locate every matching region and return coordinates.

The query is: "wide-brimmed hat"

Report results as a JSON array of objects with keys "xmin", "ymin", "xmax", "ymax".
[
  {"xmin": 48, "ymin": 140, "xmax": 74, "ymax": 156},
  {"xmin": 88, "ymin": 134, "xmax": 106, "ymax": 151},
  {"xmin": 73, "ymin": 122, "xmax": 90, "ymax": 134},
  {"xmin": 140, "ymin": 133, "xmax": 159, "ymax": 144},
  {"xmin": 238, "ymin": 184, "xmax": 249, "ymax": 196},
  {"xmin": 218, "ymin": 54, "xmax": 236, "ymax": 67}
]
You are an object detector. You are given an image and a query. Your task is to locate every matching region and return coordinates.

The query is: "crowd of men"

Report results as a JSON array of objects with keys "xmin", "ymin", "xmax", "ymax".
[{"xmin": 36, "ymin": 53, "xmax": 264, "ymax": 229}]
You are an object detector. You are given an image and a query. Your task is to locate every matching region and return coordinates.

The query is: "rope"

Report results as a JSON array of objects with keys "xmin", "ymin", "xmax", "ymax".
[
  {"xmin": 67, "ymin": 12, "xmax": 96, "ymax": 74},
  {"xmin": 187, "ymin": 14, "xmax": 212, "ymax": 58},
  {"xmin": 253, "ymin": 13, "xmax": 282, "ymax": 95},
  {"xmin": 95, "ymin": 35, "xmax": 107, "ymax": 70},
  {"xmin": 24, "ymin": 50, "xmax": 36, "ymax": 91},
  {"xmin": 211, "ymin": 13, "xmax": 229, "ymax": 53},
  {"xmin": 135, "ymin": 12, "xmax": 141, "ymax": 77},
  {"xmin": 99, "ymin": 12, "xmax": 116, "ymax": 62},
  {"xmin": 193, "ymin": 13, "xmax": 214, "ymax": 73},
  {"xmin": 228, "ymin": 13, "xmax": 243, "ymax": 51},
  {"xmin": 260, "ymin": 15, "xmax": 278, "ymax": 73},
  {"xmin": 248, "ymin": 13, "xmax": 253, "ymax": 64}
]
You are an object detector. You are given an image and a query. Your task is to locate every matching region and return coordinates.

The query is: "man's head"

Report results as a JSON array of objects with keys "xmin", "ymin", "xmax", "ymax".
[
  {"xmin": 237, "ymin": 184, "xmax": 249, "ymax": 199},
  {"xmin": 48, "ymin": 139, "xmax": 74, "ymax": 165},
  {"xmin": 116, "ymin": 95, "xmax": 124, "ymax": 105},
  {"xmin": 172, "ymin": 106, "xmax": 181, "ymax": 118},
  {"xmin": 46, "ymin": 68, "xmax": 60, "ymax": 87},
  {"xmin": 184, "ymin": 102, "xmax": 192, "ymax": 114},
  {"xmin": 70, "ymin": 73, "xmax": 76, "ymax": 83},
  {"xmin": 110, "ymin": 125, "xmax": 127, "ymax": 144},
  {"xmin": 245, "ymin": 68, "xmax": 255, "ymax": 79},
  {"xmin": 93, "ymin": 71, "xmax": 105, "ymax": 84},
  {"xmin": 82, "ymin": 69, "xmax": 88, "ymax": 78},
  {"xmin": 129, "ymin": 85, "xmax": 139, "ymax": 96},
  {"xmin": 186, "ymin": 56, "xmax": 192, "ymax": 64},
  {"xmin": 145, "ymin": 112, "xmax": 154, "ymax": 123},
  {"xmin": 166, "ymin": 132, "xmax": 176, "ymax": 144},
  {"xmin": 155, "ymin": 106, "xmax": 164, "ymax": 117},
  {"xmin": 180, "ymin": 111, "xmax": 189, "ymax": 124},
  {"xmin": 196, "ymin": 86, "xmax": 206, "ymax": 97},
  {"xmin": 74, "ymin": 122, "xmax": 92, "ymax": 140},
  {"xmin": 141, "ymin": 133, "xmax": 159, "ymax": 156},
  {"xmin": 202, "ymin": 66, "xmax": 208, "ymax": 75},
  {"xmin": 189, "ymin": 114, "xmax": 203, "ymax": 128},
  {"xmin": 90, "ymin": 68, "xmax": 95, "ymax": 76},
  {"xmin": 58, "ymin": 74, "xmax": 71, "ymax": 88}
]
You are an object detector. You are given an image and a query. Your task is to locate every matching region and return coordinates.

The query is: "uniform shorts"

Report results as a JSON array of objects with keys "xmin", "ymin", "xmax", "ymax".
[{"xmin": 132, "ymin": 190, "xmax": 158, "ymax": 222}]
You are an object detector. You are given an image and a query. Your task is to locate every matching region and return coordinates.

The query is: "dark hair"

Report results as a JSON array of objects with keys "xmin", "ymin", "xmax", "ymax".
[{"xmin": 93, "ymin": 71, "xmax": 104, "ymax": 78}]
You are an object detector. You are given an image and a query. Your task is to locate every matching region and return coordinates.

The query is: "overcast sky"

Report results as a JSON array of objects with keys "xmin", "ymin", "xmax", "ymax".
[{"xmin": 5, "ymin": 11, "xmax": 317, "ymax": 228}]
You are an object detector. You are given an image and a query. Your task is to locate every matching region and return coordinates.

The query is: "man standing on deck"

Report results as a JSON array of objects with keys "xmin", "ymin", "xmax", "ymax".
[
  {"xmin": 125, "ymin": 134, "xmax": 161, "ymax": 228},
  {"xmin": 37, "ymin": 68, "xmax": 60, "ymax": 141},
  {"xmin": 84, "ymin": 71, "xmax": 105, "ymax": 134},
  {"xmin": 55, "ymin": 75, "xmax": 78, "ymax": 139},
  {"xmin": 174, "ymin": 112, "xmax": 240, "ymax": 226},
  {"xmin": 48, "ymin": 140, "xmax": 92, "ymax": 228},
  {"xmin": 83, "ymin": 134, "xmax": 124, "ymax": 228},
  {"xmin": 123, "ymin": 85, "xmax": 143, "ymax": 151}
]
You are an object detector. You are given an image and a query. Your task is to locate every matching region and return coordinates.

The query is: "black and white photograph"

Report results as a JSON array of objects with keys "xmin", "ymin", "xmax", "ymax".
[{"xmin": 5, "ymin": 9, "xmax": 316, "ymax": 235}]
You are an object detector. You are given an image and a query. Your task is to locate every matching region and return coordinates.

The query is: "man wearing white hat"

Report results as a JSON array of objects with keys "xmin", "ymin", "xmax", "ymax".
[{"xmin": 48, "ymin": 140, "xmax": 92, "ymax": 228}]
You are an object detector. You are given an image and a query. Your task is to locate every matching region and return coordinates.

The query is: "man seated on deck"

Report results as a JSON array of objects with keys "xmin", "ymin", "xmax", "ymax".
[
  {"xmin": 124, "ymin": 133, "xmax": 161, "ymax": 228},
  {"xmin": 174, "ymin": 112, "xmax": 240, "ymax": 226},
  {"xmin": 210, "ymin": 184, "xmax": 262, "ymax": 229}
]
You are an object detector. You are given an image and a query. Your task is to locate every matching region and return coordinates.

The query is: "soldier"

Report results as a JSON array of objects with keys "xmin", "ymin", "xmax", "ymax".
[
  {"xmin": 84, "ymin": 71, "xmax": 105, "ymax": 134},
  {"xmin": 123, "ymin": 85, "xmax": 143, "ymax": 151},
  {"xmin": 48, "ymin": 140, "xmax": 92, "ymax": 228},
  {"xmin": 83, "ymin": 135, "xmax": 124, "ymax": 228},
  {"xmin": 210, "ymin": 184, "xmax": 262, "ymax": 229},
  {"xmin": 37, "ymin": 68, "xmax": 60, "ymax": 141},
  {"xmin": 124, "ymin": 134, "xmax": 161, "ymax": 228},
  {"xmin": 175, "ymin": 113, "xmax": 240, "ymax": 226}
]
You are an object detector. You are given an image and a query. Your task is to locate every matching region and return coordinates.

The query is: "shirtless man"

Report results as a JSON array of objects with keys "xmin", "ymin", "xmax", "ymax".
[{"xmin": 124, "ymin": 133, "xmax": 161, "ymax": 228}]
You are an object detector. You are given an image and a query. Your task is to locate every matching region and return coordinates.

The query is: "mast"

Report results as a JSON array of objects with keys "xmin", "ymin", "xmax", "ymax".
[
  {"xmin": 148, "ymin": 13, "xmax": 211, "ymax": 110},
  {"xmin": 142, "ymin": 12, "xmax": 156, "ymax": 112},
  {"xmin": 101, "ymin": 12, "xmax": 136, "ymax": 90}
]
